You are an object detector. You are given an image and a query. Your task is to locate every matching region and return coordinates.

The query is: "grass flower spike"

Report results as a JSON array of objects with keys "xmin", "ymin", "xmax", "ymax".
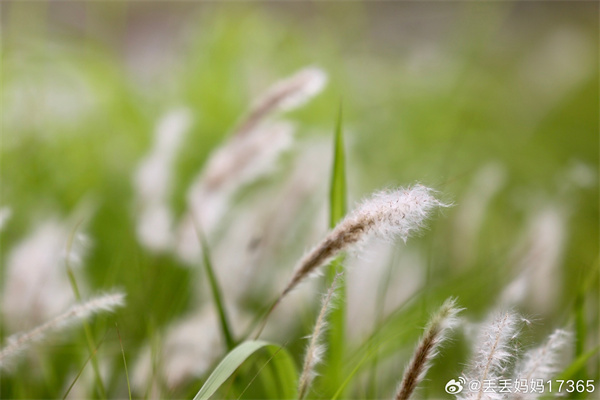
[
  {"xmin": 0, "ymin": 292, "xmax": 126, "ymax": 371},
  {"xmin": 460, "ymin": 311, "xmax": 524, "ymax": 400},
  {"xmin": 283, "ymin": 185, "xmax": 449, "ymax": 298},
  {"xmin": 236, "ymin": 67, "xmax": 327, "ymax": 136},
  {"xmin": 175, "ymin": 67, "xmax": 328, "ymax": 263},
  {"xmin": 513, "ymin": 329, "xmax": 572, "ymax": 390},
  {"xmin": 298, "ymin": 273, "xmax": 341, "ymax": 399},
  {"xmin": 395, "ymin": 298, "xmax": 462, "ymax": 400}
]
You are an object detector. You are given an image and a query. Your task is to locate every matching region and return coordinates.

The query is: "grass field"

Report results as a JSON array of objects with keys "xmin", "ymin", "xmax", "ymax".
[{"xmin": 1, "ymin": 2, "xmax": 598, "ymax": 399}]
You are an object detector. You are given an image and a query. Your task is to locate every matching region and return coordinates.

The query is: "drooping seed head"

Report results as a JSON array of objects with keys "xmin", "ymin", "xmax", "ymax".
[{"xmin": 283, "ymin": 185, "xmax": 449, "ymax": 297}]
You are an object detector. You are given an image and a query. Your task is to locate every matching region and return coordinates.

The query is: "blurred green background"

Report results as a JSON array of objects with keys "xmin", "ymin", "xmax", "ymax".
[{"xmin": 1, "ymin": 1, "xmax": 598, "ymax": 399}]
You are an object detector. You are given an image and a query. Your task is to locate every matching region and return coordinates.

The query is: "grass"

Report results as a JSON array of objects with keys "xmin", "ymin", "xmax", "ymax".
[{"xmin": 1, "ymin": 2, "xmax": 598, "ymax": 399}]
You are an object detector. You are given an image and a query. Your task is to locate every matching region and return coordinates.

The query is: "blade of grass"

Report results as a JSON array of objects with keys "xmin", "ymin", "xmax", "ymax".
[
  {"xmin": 324, "ymin": 102, "xmax": 347, "ymax": 394},
  {"xmin": 575, "ymin": 258, "xmax": 599, "ymax": 360},
  {"xmin": 329, "ymin": 103, "xmax": 347, "ymax": 227},
  {"xmin": 192, "ymin": 217, "xmax": 235, "ymax": 350},
  {"xmin": 237, "ymin": 341, "xmax": 295, "ymax": 399},
  {"xmin": 192, "ymin": 340, "xmax": 296, "ymax": 400},
  {"xmin": 62, "ymin": 333, "xmax": 107, "ymax": 400},
  {"xmin": 65, "ymin": 220, "xmax": 106, "ymax": 399},
  {"xmin": 115, "ymin": 323, "xmax": 132, "ymax": 400}
]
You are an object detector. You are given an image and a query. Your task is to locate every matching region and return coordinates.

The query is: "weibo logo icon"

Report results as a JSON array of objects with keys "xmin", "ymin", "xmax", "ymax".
[{"xmin": 445, "ymin": 377, "xmax": 466, "ymax": 394}]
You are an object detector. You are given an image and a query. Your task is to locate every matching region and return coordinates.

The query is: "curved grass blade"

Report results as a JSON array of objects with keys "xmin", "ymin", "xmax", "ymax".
[
  {"xmin": 115, "ymin": 323, "xmax": 132, "ymax": 400},
  {"xmin": 65, "ymin": 220, "xmax": 106, "ymax": 399},
  {"xmin": 62, "ymin": 332, "xmax": 107, "ymax": 400},
  {"xmin": 238, "ymin": 342, "xmax": 297, "ymax": 399},
  {"xmin": 324, "ymin": 102, "xmax": 347, "ymax": 394},
  {"xmin": 192, "ymin": 218, "xmax": 235, "ymax": 350},
  {"xmin": 193, "ymin": 341, "xmax": 297, "ymax": 400}
]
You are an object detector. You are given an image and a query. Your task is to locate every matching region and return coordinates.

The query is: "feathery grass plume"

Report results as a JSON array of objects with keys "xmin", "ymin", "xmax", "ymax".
[
  {"xmin": 460, "ymin": 311, "xmax": 524, "ymax": 400},
  {"xmin": 282, "ymin": 185, "xmax": 449, "ymax": 299},
  {"xmin": 395, "ymin": 298, "xmax": 462, "ymax": 400},
  {"xmin": 512, "ymin": 329, "xmax": 572, "ymax": 396},
  {"xmin": 176, "ymin": 121, "xmax": 295, "ymax": 263},
  {"xmin": 176, "ymin": 68, "xmax": 328, "ymax": 264},
  {"xmin": 235, "ymin": 67, "xmax": 327, "ymax": 136},
  {"xmin": 298, "ymin": 273, "xmax": 341, "ymax": 399},
  {"xmin": 0, "ymin": 292, "xmax": 125, "ymax": 371}
]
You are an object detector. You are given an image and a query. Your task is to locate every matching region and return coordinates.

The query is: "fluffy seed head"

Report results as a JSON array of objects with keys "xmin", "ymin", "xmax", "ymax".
[
  {"xmin": 0, "ymin": 292, "xmax": 126, "ymax": 371},
  {"xmin": 297, "ymin": 273, "xmax": 341, "ymax": 399},
  {"xmin": 283, "ymin": 185, "xmax": 449, "ymax": 297},
  {"xmin": 236, "ymin": 67, "xmax": 327, "ymax": 136},
  {"xmin": 396, "ymin": 298, "xmax": 462, "ymax": 400},
  {"xmin": 460, "ymin": 311, "xmax": 525, "ymax": 400},
  {"xmin": 514, "ymin": 329, "xmax": 572, "ymax": 383}
]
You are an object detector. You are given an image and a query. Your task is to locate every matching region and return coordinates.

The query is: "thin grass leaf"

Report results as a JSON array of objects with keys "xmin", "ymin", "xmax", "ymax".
[
  {"xmin": 324, "ymin": 103, "xmax": 347, "ymax": 395},
  {"xmin": 64, "ymin": 221, "xmax": 106, "ymax": 399},
  {"xmin": 329, "ymin": 102, "xmax": 347, "ymax": 228},
  {"xmin": 192, "ymin": 218, "xmax": 235, "ymax": 350},
  {"xmin": 62, "ymin": 334, "xmax": 107, "ymax": 400},
  {"xmin": 193, "ymin": 341, "xmax": 296, "ymax": 400},
  {"xmin": 574, "ymin": 257, "xmax": 598, "ymax": 367},
  {"xmin": 115, "ymin": 323, "xmax": 132, "ymax": 400}
]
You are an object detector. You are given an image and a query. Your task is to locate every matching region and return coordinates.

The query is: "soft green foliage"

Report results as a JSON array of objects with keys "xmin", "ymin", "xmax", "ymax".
[{"xmin": 1, "ymin": 2, "xmax": 598, "ymax": 400}]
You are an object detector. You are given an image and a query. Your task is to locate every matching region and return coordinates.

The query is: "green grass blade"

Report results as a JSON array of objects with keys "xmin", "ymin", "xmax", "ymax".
[
  {"xmin": 193, "ymin": 340, "xmax": 296, "ymax": 400},
  {"xmin": 575, "ymin": 258, "xmax": 599, "ymax": 358},
  {"xmin": 238, "ymin": 343, "xmax": 297, "ymax": 399},
  {"xmin": 65, "ymin": 221, "xmax": 106, "ymax": 399},
  {"xmin": 115, "ymin": 323, "xmax": 132, "ymax": 400},
  {"xmin": 193, "ymin": 220, "xmax": 236, "ymax": 350},
  {"xmin": 62, "ymin": 333, "xmax": 107, "ymax": 400},
  {"xmin": 329, "ymin": 102, "xmax": 347, "ymax": 228},
  {"xmin": 325, "ymin": 103, "xmax": 347, "ymax": 395},
  {"xmin": 267, "ymin": 345, "xmax": 298, "ymax": 399}
]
